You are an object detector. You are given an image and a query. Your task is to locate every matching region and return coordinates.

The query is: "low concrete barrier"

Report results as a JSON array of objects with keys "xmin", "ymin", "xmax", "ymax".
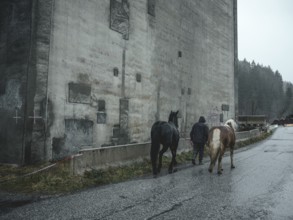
[
  {"xmin": 69, "ymin": 128, "xmax": 273, "ymax": 175},
  {"xmin": 236, "ymin": 129, "xmax": 261, "ymax": 141},
  {"xmin": 70, "ymin": 143, "xmax": 150, "ymax": 175}
]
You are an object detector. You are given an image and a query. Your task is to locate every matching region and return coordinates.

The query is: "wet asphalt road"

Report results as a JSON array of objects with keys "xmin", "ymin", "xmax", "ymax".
[{"xmin": 1, "ymin": 126, "xmax": 293, "ymax": 220}]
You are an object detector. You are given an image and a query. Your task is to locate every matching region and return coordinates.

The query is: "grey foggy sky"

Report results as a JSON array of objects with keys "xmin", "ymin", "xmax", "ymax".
[{"xmin": 238, "ymin": 0, "xmax": 293, "ymax": 83}]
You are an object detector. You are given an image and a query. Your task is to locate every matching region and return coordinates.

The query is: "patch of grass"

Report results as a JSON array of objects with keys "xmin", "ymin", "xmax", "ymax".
[
  {"xmin": 0, "ymin": 163, "xmax": 48, "ymax": 182},
  {"xmin": 0, "ymin": 163, "xmax": 95, "ymax": 194},
  {"xmin": 0, "ymin": 131, "xmax": 273, "ymax": 195},
  {"xmin": 84, "ymin": 159, "xmax": 153, "ymax": 185}
]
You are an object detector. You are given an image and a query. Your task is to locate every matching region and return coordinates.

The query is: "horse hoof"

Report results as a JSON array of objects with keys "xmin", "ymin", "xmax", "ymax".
[
  {"xmin": 173, "ymin": 168, "xmax": 178, "ymax": 173},
  {"xmin": 208, "ymin": 168, "xmax": 212, "ymax": 173},
  {"xmin": 221, "ymin": 168, "xmax": 224, "ymax": 171},
  {"xmin": 231, "ymin": 166, "xmax": 235, "ymax": 169},
  {"xmin": 217, "ymin": 171, "xmax": 222, "ymax": 175}
]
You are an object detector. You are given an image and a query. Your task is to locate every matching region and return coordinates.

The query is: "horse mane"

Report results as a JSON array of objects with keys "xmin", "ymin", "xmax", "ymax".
[
  {"xmin": 168, "ymin": 111, "xmax": 179, "ymax": 128},
  {"xmin": 224, "ymin": 119, "xmax": 237, "ymax": 132}
]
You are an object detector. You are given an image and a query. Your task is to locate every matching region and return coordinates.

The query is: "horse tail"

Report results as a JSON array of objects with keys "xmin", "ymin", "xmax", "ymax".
[
  {"xmin": 208, "ymin": 128, "xmax": 221, "ymax": 173},
  {"xmin": 212, "ymin": 144, "xmax": 221, "ymax": 165}
]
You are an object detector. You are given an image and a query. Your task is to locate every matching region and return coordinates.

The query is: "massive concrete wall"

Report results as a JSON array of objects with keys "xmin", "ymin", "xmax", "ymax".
[
  {"xmin": 0, "ymin": 0, "xmax": 237, "ymax": 164},
  {"xmin": 24, "ymin": 0, "xmax": 54, "ymax": 164},
  {"xmin": 152, "ymin": 0, "xmax": 236, "ymax": 131},
  {"xmin": 0, "ymin": 0, "xmax": 32, "ymax": 164},
  {"xmin": 0, "ymin": 0, "xmax": 54, "ymax": 164}
]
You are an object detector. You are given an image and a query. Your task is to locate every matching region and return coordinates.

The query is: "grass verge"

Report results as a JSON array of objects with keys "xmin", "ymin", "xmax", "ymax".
[{"xmin": 0, "ymin": 131, "xmax": 272, "ymax": 195}]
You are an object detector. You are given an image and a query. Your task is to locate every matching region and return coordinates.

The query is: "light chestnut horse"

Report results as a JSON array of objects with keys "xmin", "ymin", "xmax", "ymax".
[{"xmin": 207, "ymin": 119, "xmax": 237, "ymax": 174}]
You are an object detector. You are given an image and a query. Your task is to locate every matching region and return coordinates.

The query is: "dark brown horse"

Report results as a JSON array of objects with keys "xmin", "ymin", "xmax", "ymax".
[
  {"xmin": 150, "ymin": 111, "xmax": 179, "ymax": 177},
  {"xmin": 207, "ymin": 119, "xmax": 237, "ymax": 174}
]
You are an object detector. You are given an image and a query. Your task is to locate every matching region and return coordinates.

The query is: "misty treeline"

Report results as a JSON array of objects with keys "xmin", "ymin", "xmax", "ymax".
[{"xmin": 238, "ymin": 59, "xmax": 293, "ymax": 122}]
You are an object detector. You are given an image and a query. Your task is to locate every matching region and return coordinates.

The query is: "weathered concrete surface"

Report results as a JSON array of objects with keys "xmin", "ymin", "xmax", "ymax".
[
  {"xmin": 46, "ymin": 0, "xmax": 237, "ymax": 159},
  {"xmin": 25, "ymin": 0, "xmax": 54, "ymax": 164},
  {"xmin": 0, "ymin": 0, "xmax": 54, "ymax": 164},
  {"xmin": 1, "ymin": 0, "xmax": 237, "ymax": 164},
  {"xmin": 1, "ymin": 126, "xmax": 293, "ymax": 219},
  {"xmin": 0, "ymin": 0, "xmax": 32, "ymax": 164}
]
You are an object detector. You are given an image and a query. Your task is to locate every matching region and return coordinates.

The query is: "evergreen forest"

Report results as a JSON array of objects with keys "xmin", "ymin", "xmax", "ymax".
[{"xmin": 238, "ymin": 59, "xmax": 293, "ymax": 122}]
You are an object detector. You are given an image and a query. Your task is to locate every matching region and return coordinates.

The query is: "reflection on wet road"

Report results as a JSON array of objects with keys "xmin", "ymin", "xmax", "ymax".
[{"xmin": 1, "ymin": 127, "xmax": 293, "ymax": 219}]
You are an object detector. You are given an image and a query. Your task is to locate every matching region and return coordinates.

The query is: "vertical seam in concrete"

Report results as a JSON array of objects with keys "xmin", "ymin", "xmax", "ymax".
[
  {"xmin": 156, "ymin": 79, "xmax": 161, "ymax": 121},
  {"xmin": 122, "ymin": 48, "xmax": 126, "ymax": 98},
  {"xmin": 45, "ymin": 0, "xmax": 55, "ymax": 129},
  {"xmin": 22, "ymin": 0, "xmax": 36, "ymax": 165},
  {"xmin": 44, "ymin": 0, "xmax": 55, "ymax": 161}
]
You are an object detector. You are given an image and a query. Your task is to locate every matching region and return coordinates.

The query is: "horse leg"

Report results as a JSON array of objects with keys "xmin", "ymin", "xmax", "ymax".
[
  {"xmin": 151, "ymin": 156, "xmax": 157, "ymax": 177},
  {"xmin": 150, "ymin": 141, "xmax": 160, "ymax": 177},
  {"xmin": 158, "ymin": 145, "xmax": 168, "ymax": 173},
  {"xmin": 217, "ymin": 148, "xmax": 224, "ymax": 175},
  {"xmin": 168, "ymin": 148, "xmax": 177, "ymax": 174},
  {"xmin": 174, "ymin": 140, "xmax": 179, "ymax": 167},
  {"xmin": 208, "ymin": 146, "xmax": 219, "ymax": 173},
  {"xmin": 172, "ymin": 148, "xmax": 177, "ymax": 167},
  {"xmin": 230, "ymin": 148, "xmax": 235, "ymax": 169}
]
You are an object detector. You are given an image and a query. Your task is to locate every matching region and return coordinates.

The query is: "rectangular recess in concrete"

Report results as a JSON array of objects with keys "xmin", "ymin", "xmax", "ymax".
[
  {"xmin": 118, "ymin": 98, "xmax": 129, "ymax": 144},
  {"xmin": 98, "ymin": 100, "xmax": 106, "ymax": 111},
  {"xmin": 0, "ymin": 80, "xmax": 6, "ymax": 95},
  {"xmin": 65, "ymin": 119, "xmax": 93, "ymax": 149},
  {"xmin": 97, "ymin": 112, "xmax": 107, "ymax": 124},
  {"xmin": 110, "ymin": 0, "xmax": 129, "ymax": 40},
  {"xmin": 147, "ymin": 0, "xmax": 155, "ymax": 16},
  {"xmin": 221, "ymin": 104, "xmax": 229, "ymax": 111},
  {"xmin": 68, "ymin": 82, "xmax": 91, "ymax": 104}
]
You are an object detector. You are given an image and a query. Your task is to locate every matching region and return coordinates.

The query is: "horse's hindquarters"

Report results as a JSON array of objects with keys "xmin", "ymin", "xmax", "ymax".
[{"xmin": 207, "ymin": 124, "xmax": 236, "ymax": 174}]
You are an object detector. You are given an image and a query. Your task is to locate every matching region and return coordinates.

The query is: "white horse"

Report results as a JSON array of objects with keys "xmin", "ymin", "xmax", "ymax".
[{"xmin": 207, "ymin": 119, "xmax": 238, "ymax": 174}]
